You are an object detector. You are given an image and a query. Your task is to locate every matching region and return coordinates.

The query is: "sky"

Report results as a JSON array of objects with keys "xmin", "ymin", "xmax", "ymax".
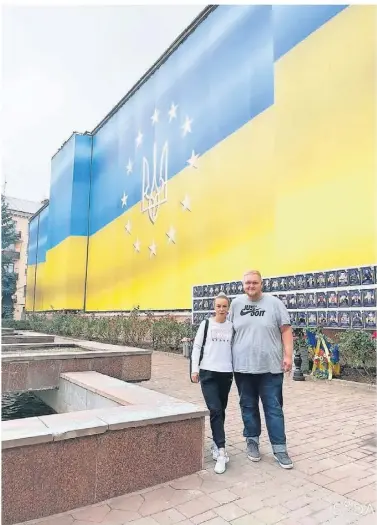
[{"xmin": 1, "ymin": 5, "xmax": 205, "ymax": 203}]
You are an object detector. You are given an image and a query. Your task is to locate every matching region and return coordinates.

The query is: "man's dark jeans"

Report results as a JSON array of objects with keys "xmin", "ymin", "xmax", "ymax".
[
  {"xmin": 200, "ymin": 369, "xmax": 233, "ymax": 449},
  {"xmin": 234, "ymin": 372, "xmax": 287, "ymax": 453}
]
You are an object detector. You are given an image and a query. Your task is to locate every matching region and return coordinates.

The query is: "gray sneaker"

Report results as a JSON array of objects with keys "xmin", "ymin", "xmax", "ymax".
[
  {"xmin": 273, "ymin": 452, "xmax": 293, "ymax": 469},
  {"xmin": 246, "ymin": 439, "xmax": 261, "ymax": 462}
]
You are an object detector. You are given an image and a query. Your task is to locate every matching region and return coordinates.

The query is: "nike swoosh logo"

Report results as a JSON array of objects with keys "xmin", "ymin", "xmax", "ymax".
[{"xmin": 239, "ymin": 309, "xmax": 266, "ymax": 317}]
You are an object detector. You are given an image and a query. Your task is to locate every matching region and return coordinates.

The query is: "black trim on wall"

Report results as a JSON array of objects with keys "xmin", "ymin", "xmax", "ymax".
[
  {"xmin": 83, "ymin": 136, "xmax": 94, "ymax": 312},
  {"xmin": 31, "ymin": 214, "xmax": 40, "ymax": 313}
]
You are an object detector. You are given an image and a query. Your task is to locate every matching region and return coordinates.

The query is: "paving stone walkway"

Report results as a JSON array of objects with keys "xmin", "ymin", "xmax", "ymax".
[{"xmin": 19, "ymin": 351, "xmax": 376, "ymax": 525}]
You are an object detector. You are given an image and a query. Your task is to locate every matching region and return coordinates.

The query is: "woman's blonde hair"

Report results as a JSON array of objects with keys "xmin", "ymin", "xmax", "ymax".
[{"xmin": 214, "ymin": 292, "xmax": 231, "ymax": 307}]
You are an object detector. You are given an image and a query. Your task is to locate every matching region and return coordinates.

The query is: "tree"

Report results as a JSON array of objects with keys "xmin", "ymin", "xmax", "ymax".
[{"xmin": 1, "ymin": 195, "xmax": 18, "ymax": 318}]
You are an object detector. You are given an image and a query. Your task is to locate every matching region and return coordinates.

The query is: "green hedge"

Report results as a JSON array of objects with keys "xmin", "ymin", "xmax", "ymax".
[
  {"xmin": 1, "ymin": 319, "xmax": 32, "ymax": 330},
  {"xmin": 338, "ymin": 329, "xmax": 376, "ymax": 374},
  {"xmin": 26, "ymin": 309, "xmax": 195, "ymax": 351}
]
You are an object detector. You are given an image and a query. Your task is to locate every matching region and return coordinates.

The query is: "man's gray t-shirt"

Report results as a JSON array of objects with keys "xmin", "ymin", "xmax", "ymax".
[{"xmin": 229, "ymin": 294, "xmax": 291, "ymax": 374}]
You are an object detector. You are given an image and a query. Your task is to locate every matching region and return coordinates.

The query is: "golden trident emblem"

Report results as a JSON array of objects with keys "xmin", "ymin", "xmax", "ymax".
[{"xmin": 141, "ymin": 141, "xmax": 168, "ymax": 224}]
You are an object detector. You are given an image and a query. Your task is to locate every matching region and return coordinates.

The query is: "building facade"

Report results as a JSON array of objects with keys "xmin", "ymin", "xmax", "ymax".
[
  {"xmin": 5, "ymin": 197, "xmax": 43, "ymax": 320},
  {"xmin": 26, "ymin": 5, "xmax": 376, "ymax": 330}
]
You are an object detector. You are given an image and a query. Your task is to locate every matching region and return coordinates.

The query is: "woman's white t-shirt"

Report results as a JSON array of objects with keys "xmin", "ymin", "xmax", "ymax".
[{"xmin": 191, "ymin": 318, "xmax": 233, "ymax": 374}]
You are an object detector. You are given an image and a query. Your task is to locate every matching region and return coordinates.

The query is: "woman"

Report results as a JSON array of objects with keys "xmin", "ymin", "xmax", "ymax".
[{"xmin": 191, "ymin": 293, "xmax": 233, "ymax": 474}]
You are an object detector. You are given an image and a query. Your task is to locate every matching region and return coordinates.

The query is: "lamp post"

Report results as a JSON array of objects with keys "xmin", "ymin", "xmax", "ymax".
[{"xmin": 293, "ymin": 329, "xmax": 306, "ymax": 382}]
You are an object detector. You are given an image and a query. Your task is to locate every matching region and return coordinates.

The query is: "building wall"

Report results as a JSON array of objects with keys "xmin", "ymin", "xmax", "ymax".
[
  {"xmin": 26, "ymin": 134, "xmax": 91, "ymax": 311},
  {"xmin": 5, "ymin": 210, "xmax": 38, "ymax": 320},
  {"xmin": 11, "ymin": 214, "xmax": 28, "ymax": 319},
  {"xmin": 26, "ymin": 5, "xmax": 377, "ymax": 314}
]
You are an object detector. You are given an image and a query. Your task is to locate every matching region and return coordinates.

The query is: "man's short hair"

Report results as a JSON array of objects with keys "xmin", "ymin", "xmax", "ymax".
[{"xmin": 243, "ymin": 270, "xmax": 262, "ymax": 281}]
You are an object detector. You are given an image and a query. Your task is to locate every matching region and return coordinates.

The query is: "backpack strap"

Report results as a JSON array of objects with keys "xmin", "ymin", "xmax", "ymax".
[{"xmin": 199, "ymin": 319, "xmax": 209, "ymax": 366}]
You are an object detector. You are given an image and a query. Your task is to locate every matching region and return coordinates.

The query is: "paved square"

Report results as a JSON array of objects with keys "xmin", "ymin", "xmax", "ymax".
[{"xmin": 18, "ymin": 351, "xmax": 376, "ymax": 525}]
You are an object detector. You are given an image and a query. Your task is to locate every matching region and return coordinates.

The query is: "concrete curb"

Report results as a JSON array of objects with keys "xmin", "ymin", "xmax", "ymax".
[{"xmin": 304, "ymin": 373, "xmax": 376, "ymax": 392}]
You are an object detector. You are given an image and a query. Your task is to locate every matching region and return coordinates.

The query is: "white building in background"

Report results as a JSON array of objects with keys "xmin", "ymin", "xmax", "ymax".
[{"xmin": 4, "ymin": 197, "xmax": 44, "ymax": 320}]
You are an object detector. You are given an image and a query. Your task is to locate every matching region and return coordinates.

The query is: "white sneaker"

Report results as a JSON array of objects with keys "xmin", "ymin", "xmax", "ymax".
[
  {"xmin": 211, "ymin": 442, "xmax": 219, "ymax": 461},
  {"xmin": 214, "ymin": 450, "xmax": 229, "ymax": 474}
]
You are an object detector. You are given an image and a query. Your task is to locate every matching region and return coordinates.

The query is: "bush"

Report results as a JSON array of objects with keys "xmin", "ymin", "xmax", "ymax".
[
  {"xmin": 1, "ymin": 319, "xmax": 32, "ymax": 330},
  {"xmin": 293, "ymin": 328, "xmax": 307, "ymax": 354},
  {"xmin": 338, "ymin": 330, "xmax": 376, "ymax": 377},
  {"xmin": 151, "ymin": 316, "xmax": 193, "ymax": 351},
  {"xmin": 26, "ymin": 309, "xmax": 195, "ymax": 352},
  {"xmin": 121, "ymin": 308, "xmax": 153, "ymax": 346}
]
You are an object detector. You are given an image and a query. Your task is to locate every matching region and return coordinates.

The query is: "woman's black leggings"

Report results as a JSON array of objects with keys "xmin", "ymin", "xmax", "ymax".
[{"xmin": 199, "ymin": 369, "xmax": 233, "ymax": 448}]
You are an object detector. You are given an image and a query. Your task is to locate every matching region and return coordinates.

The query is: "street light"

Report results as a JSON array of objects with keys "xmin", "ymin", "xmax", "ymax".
[{"xmin": 293, "ymin": 328, "xmax": 306, "ymax": 381}]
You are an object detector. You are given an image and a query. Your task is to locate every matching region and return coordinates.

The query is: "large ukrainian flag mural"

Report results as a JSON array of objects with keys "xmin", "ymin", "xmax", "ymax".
[{"xmin": 26, "ymin": 5, "xmax": 376, "ymax": 316}]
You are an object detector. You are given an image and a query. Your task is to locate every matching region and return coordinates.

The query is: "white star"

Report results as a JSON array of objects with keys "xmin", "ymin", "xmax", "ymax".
[
  {"xmin": 133, "ymin": 238, "xmax": 141, "ymax": 252},
  {"xmin": 168, "ymin": 103, "xmax": 178, "ymax": 122},
  {"xmin": 151, "ymin": 108, "xmax": 159, "ymax": 125},
  {"xmin": 136, "ymin": 131, "xmax": 143, "ymax": 147},
  {"xmin": 125, "ymin": 220, "xmax": 132, "ymax": 234},
  {"xmin": 149, "ymin": 241, "xmax": 157, "ymax": 257},
  {"xmin": 187, "ymin": 150, "xmax": 199, "ymax": 169},
  {"xmin": 182, "ymin": 116, "xmax": 192, "ymax": 136},
  {"xmin": 180, "ymin": 195, "xmax": 191, "ymax": 211},
  {"xmin": 121, "ymin": 192, "xmax": 128, "ymax": 208},
  {"xmin": 126, "ymin": 159, "xmax": 133, "ymax": 175},
  {"xmin": 166, "ymin": 226, "xmax": 176, "ymax": 244}
]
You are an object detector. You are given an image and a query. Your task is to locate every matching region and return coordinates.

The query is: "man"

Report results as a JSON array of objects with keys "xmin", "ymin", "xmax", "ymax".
[{"xmin": 228, "ymin": 270, "xmax": 294, "ymax": 469}]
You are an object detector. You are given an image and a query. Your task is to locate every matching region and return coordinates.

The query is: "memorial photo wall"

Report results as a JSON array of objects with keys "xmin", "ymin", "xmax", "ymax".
[{"xmin": 192, "ymin": 265, "xmax": 377, "ymax": 329}]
